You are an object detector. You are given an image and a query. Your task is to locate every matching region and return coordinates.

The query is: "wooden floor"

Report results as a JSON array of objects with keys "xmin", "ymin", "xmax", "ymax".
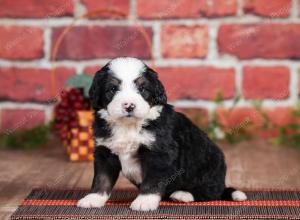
[{"xmin": 1, "ymin": 138, "xmax": 300, "ymax": 220}]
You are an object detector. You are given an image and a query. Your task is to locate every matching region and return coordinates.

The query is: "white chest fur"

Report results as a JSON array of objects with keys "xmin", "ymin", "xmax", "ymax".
[
  {"xmin": 96, "ymin": 120, "xmax": 154, "ymax": 184},
  {"xmin": 96, "ymin": 120, "xmax": 154, "ymax": 155},
  {"xmin": 119, "ymin": 153, "xmax": 142, "ymax": 184}
]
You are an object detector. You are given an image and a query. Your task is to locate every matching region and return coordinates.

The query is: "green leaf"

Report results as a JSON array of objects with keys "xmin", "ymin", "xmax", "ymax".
[
  {"xmin": 0, "ymin": 123, "xmax": 52, "ymax": 149},
  {"xmin": 232, "ymin": 94, "xmax": 241, "ymax": 107},
  {"xmin": 270, "ymin": 137, "xmax": 284, "ymax": 146},
  {"xmin": 66, "ymin": 74, "xmax": 93, "ymax": 97},
  {"xmin": 214, "ymin": 90, "xmax": 224, "ymax": 105},
  {"xmin": 290, "ymin": 134, "xmax": 300, "ymax": 148},
  {"xmin": 290, "ymin": 109, "xmax": 300, "ymax": 117},
  {"xmin": 286, "ymin": 123, "xmax": 300, "ymax": 130},
  {"xmin": 251, "ymin": 100, "xmax": 263, "ymax": 110},
  {"xmin": 279, "ymin": 126, "xmax": 287, "ymax": 135}
]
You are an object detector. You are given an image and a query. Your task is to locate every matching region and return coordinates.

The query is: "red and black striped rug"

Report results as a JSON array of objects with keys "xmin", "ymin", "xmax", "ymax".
[{"xmin": 11, "ymin": 188, "xmax": 300, "ymax": 219}]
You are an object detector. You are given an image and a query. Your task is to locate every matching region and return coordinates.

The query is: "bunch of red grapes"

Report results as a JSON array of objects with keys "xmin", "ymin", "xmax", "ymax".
[{"xmin": 54, "ymin": 88, "xmax": 91, "ymax": 140}]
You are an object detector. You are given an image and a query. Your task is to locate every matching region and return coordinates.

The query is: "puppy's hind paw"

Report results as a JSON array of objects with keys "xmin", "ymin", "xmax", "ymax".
[
  {"xmin": 232, "ymin": 190, "xmax": 247, "ymax": 201},
  {"xmin": 130, "ymin": 194, "xmax": 161, "ymax": 211},
  {"xmin": 77, "ymin": 193, "xmax": 108, "ymax": 208},
  {"xmin": 170, "ymin": 191, "xmax": 194, "ymax": 202}
]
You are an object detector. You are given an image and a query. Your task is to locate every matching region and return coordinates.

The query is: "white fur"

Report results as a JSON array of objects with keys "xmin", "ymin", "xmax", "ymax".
[
  {"xmin": 147, "ymin": 105, "xmax": 163, "ymax": 120},
  {"xmin": 130, "ymin": 194, "xmax": 161, "ymax": 211},
  {"xmin": 77, "ymin": 193, "xmax": 109, "ymax": 208},
  {"xmin": 232, "ymin": 190, "xmax": 247, "ymax": 201},
  {"xmin": 170, "ymin": 191, "xmax": 194, "ymax": 202},
  {"xmin": 109, "ymin": 57, "xmax": 145, "ymax": 82},
  {"xmin": 96, "ymin": 116, "xmax": 155, "ymax": 155},
  {"xmin": 106, "ymin": 90, "xmax": 150, "ymax": 119},
  {"xmin": 98, "ymin": 105, "xmax": 162, "ymax": 124},
  {"xmin": 119, "ymin": 153, "xmax": 142, "ymax": 184},
  {"xmin": 107, "ymin": 57, "xmax": 149, "ymax": 120},
  {"xmin": 96, "ymin": 106, "xmax": 162, "ymax": 155}
]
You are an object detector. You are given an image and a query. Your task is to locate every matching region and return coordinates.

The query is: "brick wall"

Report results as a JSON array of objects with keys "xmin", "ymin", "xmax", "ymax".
[{"xmin": 0, "ymin": 0, "xmax": 299, "ymax": 132}]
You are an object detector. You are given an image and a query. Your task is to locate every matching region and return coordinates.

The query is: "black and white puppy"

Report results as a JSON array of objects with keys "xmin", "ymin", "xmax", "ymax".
[{"xmin": 77, "ymin": 57, "xmax": 247, "ymax": 211}]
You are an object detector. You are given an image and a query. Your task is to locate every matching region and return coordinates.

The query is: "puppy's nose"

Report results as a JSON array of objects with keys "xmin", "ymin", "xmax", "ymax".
[{"xmin": 122, "ymin": 103, "xmax": 136, "ymax": 113}]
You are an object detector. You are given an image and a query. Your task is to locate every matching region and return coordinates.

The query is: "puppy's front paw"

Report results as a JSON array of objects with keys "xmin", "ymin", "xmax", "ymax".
[
  {"xmin": 77, "ymin": 193, "xmax": 108, "ymax": 208},
  {"xmin": 130, "ymin": 194, "xmax": 161, "ymax": 211}
]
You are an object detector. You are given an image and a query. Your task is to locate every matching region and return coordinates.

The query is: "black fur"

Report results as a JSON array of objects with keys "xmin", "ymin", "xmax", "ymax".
[
  {"xmin": 88, "ymin": 59, "xmax": 241, "ymax": 202},
  {"xmin": 91, "ymin": 147, "xmax": 121, "ymax": 194}
]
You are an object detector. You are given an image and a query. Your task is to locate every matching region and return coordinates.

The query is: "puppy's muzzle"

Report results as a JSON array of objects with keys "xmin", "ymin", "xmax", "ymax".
[{"xmin": 122, "ymin": 103, "xmax": 136, "ymax": 113}]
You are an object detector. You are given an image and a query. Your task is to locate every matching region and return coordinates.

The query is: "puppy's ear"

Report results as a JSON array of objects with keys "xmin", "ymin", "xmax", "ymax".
[
  {"xmin": 146, "ymin": 67, "xmax": 167, "ymax": 105},
  {"xmin": 89, "ymin": 67, "xmax": 108, "ymax": 110}
]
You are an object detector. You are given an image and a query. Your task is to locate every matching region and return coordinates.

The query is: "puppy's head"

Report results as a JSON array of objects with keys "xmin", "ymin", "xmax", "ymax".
[{"xmin": 89, "ymin": 57, "xmax": 167, "ymax": 121}]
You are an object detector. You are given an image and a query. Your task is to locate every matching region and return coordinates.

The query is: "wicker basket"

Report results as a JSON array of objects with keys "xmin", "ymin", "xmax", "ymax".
[{"xmin": 64, "ymin": 111, "xmax": 94, "ymax": 161}]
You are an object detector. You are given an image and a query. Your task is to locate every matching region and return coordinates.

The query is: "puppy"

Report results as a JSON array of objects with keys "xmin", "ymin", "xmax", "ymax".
[{"xmin": 77, "ymin": 57, "xmax": 247, "ymax": 211}]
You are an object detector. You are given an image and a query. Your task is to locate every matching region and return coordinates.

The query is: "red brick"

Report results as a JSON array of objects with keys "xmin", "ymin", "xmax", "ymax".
[
  {"xmin": 262, "ymin": 107, "xmax": 300, "ymax": 138},
  {"xmin": 0, "ymin": 67, "xmax": 75, "ymax": 102},
  {"xmin": 216, "ymin": 107, "xmax": 297, "ymax": 135},
  {"xmin": 0, "ymin": 109, "xmax": 45, "ymax": 133},
  {"xmin": 156, "ymin": 66, "xmax": 235, "ymax": 100},
  {"xmin": 218, "ymin": 24, "xmax": 300, "ymax": 59},
  {"xmin": 0, "ymin": 26, "xmax": 43, "ymax": 60},
  {"xmin": 266, "ymin": 107, "xmax": 294, "ymax": 126},
  {"xmin": 216, "ymin": 107, "xmax": 297, "ymax": 137},
  {"xmin": 243, "ymin": 0, "xmax": 291, "ymax": 18},
  {"xmin": 137, "ymin": 0, "xmax": 237, "ymax": 19},
  {"xmin": 298, "ymin": 69, "xmax": 300, "ymax": 95},
  {"xmin": 242, "ymin": 66, "xmax": 290, "ymax": 99},
  {"xmin": 198, "ymin": 0, "xmax": 237, "ymax": 17},
  {"xmin": 161, "ymin": 25, "xmax": 208, "ymax": 58},
  {"xmin": 52, "ymin": 26, "xmax": 153, "ymax": 60},
  {"xmin": 217, "ymin": 107, "xmax": 263, "ymax": 132},
  {"xmin": 82, "ymin": 0, "xmax": 129, "ymax": 18},
  {"xmin": 84, "ymin": 66, "xmax": 102, "ymax": 75},
  {"xmin": 0, "ymin": 0, "xmax": 73, "ymax": 18},
  {"xmin": 137, "ymin": 0, "xmax": 201, "ymax": 19}
]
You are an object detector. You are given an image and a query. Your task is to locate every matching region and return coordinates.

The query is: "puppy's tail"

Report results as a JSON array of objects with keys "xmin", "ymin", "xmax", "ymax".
[{"xmin": 221, "ymin": 187, "xmax": 247, "ymax": 201}]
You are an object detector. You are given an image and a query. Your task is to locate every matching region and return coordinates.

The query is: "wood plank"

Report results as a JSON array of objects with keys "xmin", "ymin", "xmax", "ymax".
[{"xmin": 1, "ymin": 138, "xmax": 300, "ymax": 220}]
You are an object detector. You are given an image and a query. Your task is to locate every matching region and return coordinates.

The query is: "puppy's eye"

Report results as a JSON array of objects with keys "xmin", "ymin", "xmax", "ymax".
[
  {"xmin": 110, "ymin": 86, "xmax": 118, "ymax": 93},
  {"xmin": 138, "ymin": 85, "xmax": 145, "ymax": 93}
]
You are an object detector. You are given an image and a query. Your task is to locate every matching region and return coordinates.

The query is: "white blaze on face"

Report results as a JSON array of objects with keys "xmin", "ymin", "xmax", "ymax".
[{"xmin": 106, "ymin": 57, "xmax": 151, "ymax": 120}]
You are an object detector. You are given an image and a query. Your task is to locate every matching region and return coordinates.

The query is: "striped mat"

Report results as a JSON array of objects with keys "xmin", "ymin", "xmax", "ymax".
[{"xmin": 11, "ymin": 188, "xmax": 300, "ymax": 219}]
